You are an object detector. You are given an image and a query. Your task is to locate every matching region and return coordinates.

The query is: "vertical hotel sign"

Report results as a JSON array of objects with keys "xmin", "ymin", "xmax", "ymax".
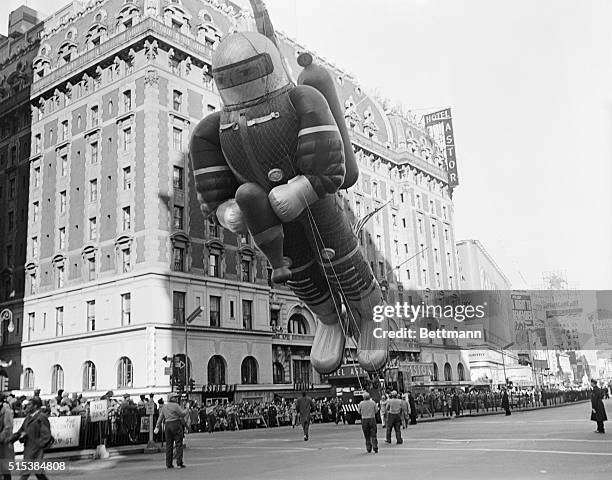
[{"xmin": 423, "ymin": 108, "xmax": 459, "ymax": 187}]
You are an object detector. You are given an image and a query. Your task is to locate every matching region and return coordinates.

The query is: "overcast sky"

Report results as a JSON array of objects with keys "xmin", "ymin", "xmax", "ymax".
[{"xmin": 2, "ymin": 0, "xmax": 611, "ymax": 289}]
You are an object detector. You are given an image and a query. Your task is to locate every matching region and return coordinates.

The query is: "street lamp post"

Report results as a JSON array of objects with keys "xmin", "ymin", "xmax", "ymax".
[
  {"xmin": 0, "ymin": 309, "xmax": 15, "ymax": 337},
  {"xmin": 0, "ymin": 310, "xmax": 15, "ymax": 389},
  {"xmin": 184, "ymin": 306, "xmax": 202, "ymax": 400}
]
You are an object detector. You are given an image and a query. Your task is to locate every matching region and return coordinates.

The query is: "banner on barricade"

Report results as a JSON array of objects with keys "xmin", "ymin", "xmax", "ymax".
[
  {"xmin": 13, "ymin": 415, "xmax": 82, "ymax": 453},
  {"xmin": 140, "ymin": 416, "xmax": 151, "ymax": 433}
]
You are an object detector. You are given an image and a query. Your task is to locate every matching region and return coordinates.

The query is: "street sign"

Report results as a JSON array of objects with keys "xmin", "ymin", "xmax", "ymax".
[
  {"xmin": 164, "ymin": 367, "xmax": 172, "ymax": 375},
  {"xmin": 186, "ymin": 306, "xmax": 203, "ymax": 324}
]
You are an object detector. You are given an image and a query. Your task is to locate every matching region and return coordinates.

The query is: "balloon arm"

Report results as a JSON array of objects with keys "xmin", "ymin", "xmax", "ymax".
[
  {"xmin": 297, "ymin": 55, "xmax": 359, "ymax": 189},
  {"xmin": 290, "ymin": 86, "xmax": 346, "ymax": 196},
  {"xmin": 189, "ymin": 112, "xmax": 240, "ymax": 218}
]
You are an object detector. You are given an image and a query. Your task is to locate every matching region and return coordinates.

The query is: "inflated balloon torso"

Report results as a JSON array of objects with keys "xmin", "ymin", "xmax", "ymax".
[{"xmin": 219, "ymin": 87, "xmax": 299, "ymax": 191}]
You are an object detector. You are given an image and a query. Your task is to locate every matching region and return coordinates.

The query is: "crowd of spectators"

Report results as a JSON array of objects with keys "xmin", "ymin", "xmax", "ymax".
[
  {"xmin": 0, "ymin": 383, "xmax": 606, "ymax": 451},
  {"xmin": 407, "ymin": 386, "xmax": 602, "ymax": 418}
]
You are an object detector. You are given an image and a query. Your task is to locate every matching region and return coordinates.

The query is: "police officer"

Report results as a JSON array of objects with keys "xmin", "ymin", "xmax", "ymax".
[
  {"xmin": 385, "ymin": 391, "xmax": 405, "ymax": 444},
  {"xmin": 154, "ymin": 394, "xmax": 187, "ymax": 469}
]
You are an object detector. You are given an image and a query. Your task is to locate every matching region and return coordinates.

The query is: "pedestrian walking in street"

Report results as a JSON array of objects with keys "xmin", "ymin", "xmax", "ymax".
[
  {"xmin": 502, "ymin": 388, "xmax": 511, "ymax": 416},
  {"xmin": 296, "ymin": 391, "xmax": 314, "ymax": 441},
  {"xmin": 379, "ymin": 394, "xmax": 388, "ymax": 428},
  {"xmin": 0, "ymin": 393, "xmax": 15, "ymax": 480},
  {"xmin": 407, "ymin": 392, "xmax": 417, "ymax": 425},
  {"xmin": 385, "ymin": 391, "xmax": 405, "ymax": 445},
  {"xmin": 154, "ymin": 394, "xmax": 187, "ymax": 469},
  {"xmin": 358, "ymin": 393, "xmax": 378, "ymax": 453},
  {"xmin": 591, "ymin": 379, "xmax": 607, "ymax": 434},
  {"xmin": 10, "ymin": 397, "xmax": 53, "ymax": 480},
  {"xmin": 400, "ymin": 394, "xmax": 410, "ymax": 428}
]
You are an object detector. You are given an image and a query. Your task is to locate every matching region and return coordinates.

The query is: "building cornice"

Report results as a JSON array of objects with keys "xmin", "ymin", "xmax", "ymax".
[{"xmin": 31, "ymin": 17, "xmax": 214, "ymax": 98}]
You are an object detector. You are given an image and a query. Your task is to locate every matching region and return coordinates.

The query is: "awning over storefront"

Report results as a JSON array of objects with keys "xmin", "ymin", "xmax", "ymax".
[
  {"xmin": 273, "ymin": 386, "xmax": 334, "ymax": 399},
  {"xmin": 202, "ymin": 384, "xmax": 237, "ymax": 393}
]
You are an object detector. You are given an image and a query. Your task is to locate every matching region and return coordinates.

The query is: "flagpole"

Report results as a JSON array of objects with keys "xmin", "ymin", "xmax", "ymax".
[{"xmin": 394, "ymin": 246, "xmax": 430, "ymax": 271}]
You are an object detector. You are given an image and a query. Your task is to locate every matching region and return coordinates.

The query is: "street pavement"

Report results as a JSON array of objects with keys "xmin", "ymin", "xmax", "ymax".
[{"xmin": 60, "ymin": 399, "xmax": 612, "ymax": 480}]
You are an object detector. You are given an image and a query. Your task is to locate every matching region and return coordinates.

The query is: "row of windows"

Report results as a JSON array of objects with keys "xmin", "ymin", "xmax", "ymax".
[
  {"xmin": 29, "ymin": 163, "xmax": 182, "ymax": 202},
  {"xmin": 33, "ymin": 120, "xmax": 185, "ymax": 159},
  {"xmin": 28, "ymin": 206, "xmax": 132, "ymax": 255},
  {"xmin": 27, "ymin": 241, "xmax": 257, "ymax": 294},
  {"xmin": 28, "ymin": 247, "xmax": 131, "ymax": 294},
  {"xmin": 36, "ymin": 353, "xmax": 259, "ymax": 394},
  {"xmin": 23, "ymin": 292, "xmax": 307, "ymax": 339},
  {"xmin": 36, "ymin": 357, "xmax": 133, "ymax": 392},
  {"xmin": 430, "ymin": 362, "xmax": 466, "ymax": 382},
  {"xmin": 25, "ymin": 294, "xmax": 131, "ymax": 339},
  {"xmin": 172, "ymin": 292, "xmax": 254, "ymax": 330}
]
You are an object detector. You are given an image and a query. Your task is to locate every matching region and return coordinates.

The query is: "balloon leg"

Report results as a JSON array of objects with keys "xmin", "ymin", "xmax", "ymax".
[
  {"xmin": 283, "ymin": 221, "xmax": 345, "ymax": 374},
  {"xmin": 235, "ymin": 182, "xmax": 291, "ymax": 283}
]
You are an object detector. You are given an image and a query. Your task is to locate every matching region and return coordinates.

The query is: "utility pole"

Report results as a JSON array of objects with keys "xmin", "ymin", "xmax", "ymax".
[
  {"xmin": 500, "ymin": 342, "xmax": 514, "ymax": 386},
  {"xmin": 184, "ymin": 306, "xmax": 202, "ymax": 401}
]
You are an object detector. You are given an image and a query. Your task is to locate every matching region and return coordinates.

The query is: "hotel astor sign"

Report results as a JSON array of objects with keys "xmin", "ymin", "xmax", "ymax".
[
  {"xmin": 399, "ymin": 362, "xmax": 434, "ymax": 378},
  {"xmin": 423, "ymin": 109, "xmax": 452, "ymax": 125},
  {"xmin": 323, "ymin": 364, "xmax": 369, "ymax": 380},
  {"xmin": 423, "ymin": 108, "xmax": 459, "ymax": 188}
]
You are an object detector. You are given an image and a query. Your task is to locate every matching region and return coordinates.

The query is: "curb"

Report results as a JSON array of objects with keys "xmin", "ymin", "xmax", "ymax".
[{"xmin": 45, "ymin": 444, "xmax": 152, "ymax": 461}]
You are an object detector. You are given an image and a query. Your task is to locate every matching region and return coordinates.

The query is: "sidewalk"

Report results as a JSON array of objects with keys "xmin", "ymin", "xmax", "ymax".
[{"xmin": 44, "ymin": 399, "xmax": 591, "ymax": 460}]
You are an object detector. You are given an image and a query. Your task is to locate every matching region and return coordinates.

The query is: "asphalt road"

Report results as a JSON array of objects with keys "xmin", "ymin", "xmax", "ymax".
[{"xmin": 59, "ymin": 399, "xmax": 611, "ymax": 480}]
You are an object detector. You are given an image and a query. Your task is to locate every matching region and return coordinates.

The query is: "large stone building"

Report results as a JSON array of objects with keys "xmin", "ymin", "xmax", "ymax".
[
  {"xmin": 0, "ymin": 5, "xmax": 44, "ymax": 392},
  {"xmin": 0, "ymin": 0, "xmax": 467, "ymax": 401},
  {"xmin": 456, "ymin": 239, "xmax": 517, "ymax": 385}
]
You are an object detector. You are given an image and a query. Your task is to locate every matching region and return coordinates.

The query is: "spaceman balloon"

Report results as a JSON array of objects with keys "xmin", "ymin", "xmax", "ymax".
[{"xmin": 189, "ymin": 0, "xmax": 389, "ymax": 374}]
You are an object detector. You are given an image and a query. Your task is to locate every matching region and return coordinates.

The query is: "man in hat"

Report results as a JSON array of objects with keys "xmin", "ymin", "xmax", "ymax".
[
  {"xmin": 10, "ymin": 396, "xmax": 52, "ymax": 479},
  {"xmin": 385, "ymin": 391, "xmax": 405, "ymax": 445},
  {"xmin": 591, "ymin": 379, "xmax": 607, "ymax": 434},
  {"xmin": 0, "ymin": 392, "xmax": 14, "ymax": 480},
  {"xmin": 358, "ymin": 392, "xmax": 378, "ymax": 453},
  {"xmin": 154, "ymin": 394, "xmax": 187, "ymax": 468}
]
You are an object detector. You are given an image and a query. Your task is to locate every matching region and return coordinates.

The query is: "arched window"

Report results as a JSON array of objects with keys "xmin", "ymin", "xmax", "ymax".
[
  {"xmin": 24, "ymin": 368, "xmax": 35, "ymax": 389},
  {"xmin": 288, "ymin": 313, "xmax": 308, "ymax": 335},
  {"xmin": 117, "ymin": 357, "xmax": 133, "ymax": 388},
  {"xmin": 241, "ymin": 356, "xmax": 258, "ymax": 384},
  {"xmin": 82, "ymin": 361, "xmax": 96, "ymax": 391},
  {"xmin": 457, "ymin": 362, "xmax": 465, "ymax": 381},
  {"xmin": 208, "ymin": 355, "xmax": 226, "ymax": 385},
  {"xmin": 272, "ymin": 361, "xmax": 285, "ymax": 384},
  {"xmin": 51, "ymin": 364, "xmax": 64, "ymax": 393},
  {"xmin": 444, "ymin": 362, "xmax": 452, "ymax": 381},
  {"xmin": 432, "ymin": 362, "xmax": 438, "ymax": 381}
]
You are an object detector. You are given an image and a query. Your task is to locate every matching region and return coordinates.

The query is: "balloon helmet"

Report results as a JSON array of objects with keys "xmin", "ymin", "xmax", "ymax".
[{"xmin": 212, "ymin": 31, "xmax": 291, "ymax": 107}]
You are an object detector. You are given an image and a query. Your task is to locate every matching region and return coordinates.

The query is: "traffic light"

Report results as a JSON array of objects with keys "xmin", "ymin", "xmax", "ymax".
[
  {"xmin": 188, "ymin": 378, "xmax": 195, "ymax": 391},
  {"xmin": 0, "ymin": 376, "xmax": 8, "ymax": 392}
]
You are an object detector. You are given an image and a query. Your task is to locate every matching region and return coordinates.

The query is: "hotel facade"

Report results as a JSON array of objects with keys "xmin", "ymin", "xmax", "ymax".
[{"xmin": 0, "ymin": 0, "xmax": 469, "ymax": 401}]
